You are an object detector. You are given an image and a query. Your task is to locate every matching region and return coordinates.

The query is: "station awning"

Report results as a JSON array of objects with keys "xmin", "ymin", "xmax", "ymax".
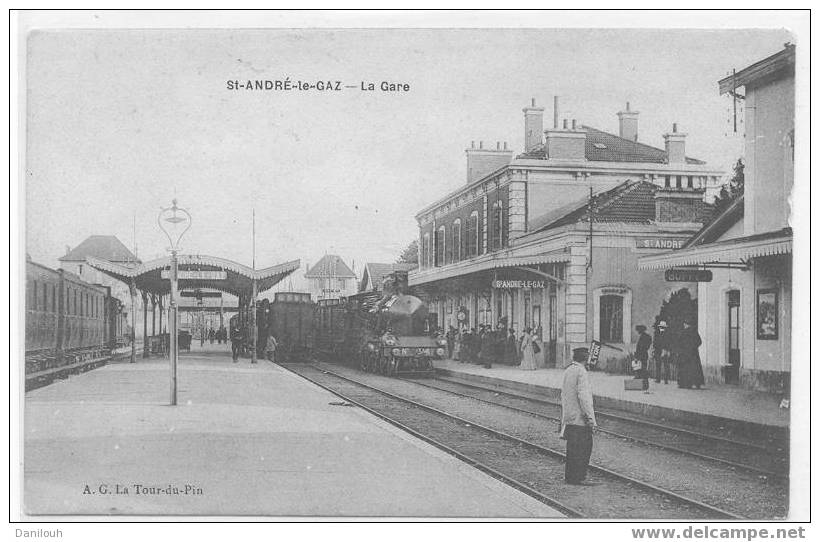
[
  {"xmin": 86, "ymin": 254, "xmax": 300, "ymax": 296},
  {"xmin": 638, "ymin": 229, "xmax": 792, "ymax": 270},
  {"xmin": 410, "ymin": 249, "xmax": 571, "ymax": 286}
]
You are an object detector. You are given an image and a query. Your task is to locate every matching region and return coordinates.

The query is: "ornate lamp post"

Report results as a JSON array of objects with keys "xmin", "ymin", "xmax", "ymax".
[{"xmin": 158, "ymin": 199, "xmax": 191, "ymax": 406}]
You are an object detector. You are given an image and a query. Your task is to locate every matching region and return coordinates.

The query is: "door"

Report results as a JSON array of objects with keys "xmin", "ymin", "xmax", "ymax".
[
  {"xmin": 726, "ymin": 290, "xmax": 741, "ymax": 384},
  {"xmin": 547, "ymin": 284, "xmax": 558, "ymax": 367}
]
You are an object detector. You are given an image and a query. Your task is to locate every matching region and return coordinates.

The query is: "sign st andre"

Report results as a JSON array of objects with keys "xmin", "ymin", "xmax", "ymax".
[
  {"xmin": 161, "ymin": 270, "xmax": 227, "ymax": 280},
  {"xmin": 492, "ymin": 279, "xmax": 547, "ymax": 289}
]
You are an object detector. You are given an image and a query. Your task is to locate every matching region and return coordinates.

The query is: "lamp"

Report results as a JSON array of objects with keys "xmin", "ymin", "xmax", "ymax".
[{"xmin": 158, "ymin": 199, "xmax": 191, "ymax": 406}]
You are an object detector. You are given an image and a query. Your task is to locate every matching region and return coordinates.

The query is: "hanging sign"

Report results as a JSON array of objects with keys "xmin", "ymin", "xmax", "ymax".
[
  {"xmin": 162, "ymin": 270, "xmax": 227, "ymax": 280},
  {"xmin": 587, "ymin": 340, "xmax": 602, "ymax": 366},
  {"xmin": 665, "ymin": 269, "xmax": 713, "ymax": 282},
  {"xmin": 635, "ymin": 237, "xmax": 689, "ymax": 250},
  {"xmin": 492, "ymin": 279, "xmax": 546, "ymax": 289}
]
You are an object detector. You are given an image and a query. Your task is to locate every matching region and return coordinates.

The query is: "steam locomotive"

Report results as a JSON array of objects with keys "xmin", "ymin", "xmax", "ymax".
[{"xmin": 314, "ymin": 271, "xmax": 445, "ymax": 376}]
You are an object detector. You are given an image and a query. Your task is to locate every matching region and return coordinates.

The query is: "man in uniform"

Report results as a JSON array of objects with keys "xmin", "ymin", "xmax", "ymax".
[
  {"xmin": 230, "ymin": 320, "xmax": 243, "ymax": 363},
  {"xmin": 561, "ymin": 347, "xmax": 598, "ymax": 485}
]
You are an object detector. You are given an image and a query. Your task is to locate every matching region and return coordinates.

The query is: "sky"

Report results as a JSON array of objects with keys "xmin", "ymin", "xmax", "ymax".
[{"xmin": 25, "ymin": 27, "xmax": 794, "ymax": 288}]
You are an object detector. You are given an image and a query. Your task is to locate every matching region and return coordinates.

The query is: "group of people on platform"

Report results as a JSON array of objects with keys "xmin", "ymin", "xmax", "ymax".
[
  {"xmin": 632, "ymin": 318, "xmax": 705, "ymax": 393},
  {"xmin": 228, "ymin": 319, "xmax": 281, "ymax": 364},
  {"xmin": 442, "ymin": 318, "xmax": 542, "ymax": 370}
]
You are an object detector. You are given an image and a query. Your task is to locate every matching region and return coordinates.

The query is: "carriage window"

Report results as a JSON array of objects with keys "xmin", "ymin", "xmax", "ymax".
[{"xmin": 600, "ymin": 295, "xmax": 624, "ymax": 343}]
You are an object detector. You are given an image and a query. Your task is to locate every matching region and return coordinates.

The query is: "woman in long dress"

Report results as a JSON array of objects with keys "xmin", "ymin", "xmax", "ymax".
[
  {"xmin": 676, "ymin": 320, "xmax": 705, "ymax": 389},
  {"xmin": 519, "ymin": 327, "xmax": 538, "ymax": 370},
  {"xmin": 453, "ymin": 327, "xmax": 462, "ymax": 361}
]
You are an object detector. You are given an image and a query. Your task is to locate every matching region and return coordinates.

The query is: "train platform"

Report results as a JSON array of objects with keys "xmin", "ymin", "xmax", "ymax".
[
  {"xmin": 23, "ymin": 344, "xmax": 563, "ymax": 518},
  {"xmin": 434, "ymin": 359, "xmax": 789, "ymax": 437}
]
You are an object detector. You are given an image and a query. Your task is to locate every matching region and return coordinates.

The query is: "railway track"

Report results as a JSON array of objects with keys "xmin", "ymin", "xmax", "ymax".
[
  {"xmin": 413, "ymin": 374, "xmax": 787, "ymax": 480},
  {"xmin": 281, "ymin": 361, "xmax": 744, "ymax": 519}
]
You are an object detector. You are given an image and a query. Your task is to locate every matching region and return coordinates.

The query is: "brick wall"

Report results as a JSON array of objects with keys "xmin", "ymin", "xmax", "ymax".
[
  {"xmin": 466, "ymin": 150, "xmax": 513, "ymax": 184},
  {"xmin": 545, "ymin": 131, "xmax": 586, "ymax": 160},
  {"xmin": 418, "ymin": 184, "xmax": 516, "ymax": 268}
]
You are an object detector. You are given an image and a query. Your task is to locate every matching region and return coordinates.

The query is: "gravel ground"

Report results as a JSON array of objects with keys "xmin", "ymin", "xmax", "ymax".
[
  {"xmin": 430, "ymin": 376, "xmax": 788, "ymax": 476},
  {"xmin": 287, "ymin": 363, "xmax": 731, "ymax": 519},
  {"xmin": 311, "ymin": 361, "xmax": 787, "ymax": 519}
]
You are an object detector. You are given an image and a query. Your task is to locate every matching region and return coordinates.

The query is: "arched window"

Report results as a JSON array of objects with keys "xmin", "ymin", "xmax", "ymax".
[
  {"xmin": 435, "ymin": 226, "xmax": 446, "ymax": 267},
  {"xmin": 593, "ymin": 286, "xmax": 632, "ymax": 344},
  {"xmin": 422, "ymin": 233, "xmax": 431, "ymax": 268},
  {"xmin": 466, "ymin": 211, "xmax": 479, "ymax": 257},
  {"xmin": 491, "ymin": 200, "xmax": 504, "ymax": 250},
  {"xmin": 452, "ymin": 219, "xmax": 462, "ymax": 262}
]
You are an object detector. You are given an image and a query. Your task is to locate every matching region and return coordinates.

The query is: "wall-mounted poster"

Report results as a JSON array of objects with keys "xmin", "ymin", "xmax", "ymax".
[{"xmin": 756, "ymin": 288, "xmax": 779, "ymax": 340}]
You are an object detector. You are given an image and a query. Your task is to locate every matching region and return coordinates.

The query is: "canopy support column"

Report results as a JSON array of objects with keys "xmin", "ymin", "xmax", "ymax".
[
  {"xmin": 151, "ymin": 294, "xmax": 157, "ymax": 336},
  {"xmin": 158, "ymin": 295, "xmax": 164, "ymax": 334},
  {"xmin": 251, "ymin": 280, "xmax": 258, "ymax": 363},
  {"xmin": 142, "ymin": 290, "xmax": 150, "ymax": 358},
  {"xmin": 128, "ymin": 281, "xmax": 137, "ymax": 364}
]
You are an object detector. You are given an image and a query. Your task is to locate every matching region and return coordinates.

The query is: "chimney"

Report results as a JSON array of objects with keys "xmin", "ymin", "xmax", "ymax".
[
  {"xmin": 664, "ymin": 123, "xmax": 687, "ymax": 164},
  {"xmin": 465, "ymin": 140, "xmax": 513, "ymax": 184},
  {"xmin": 522, "ymin": 98, "xmax": 545, "ymax": 152},
  {"xmin": 65, "ymin": 245, "xmax": 71, "ymax": 255},
  {"xmin": 544, "ymin": 118, "xmax": 586, "ymax": 161},
  {"xmin": 553, "ymin": 96, "xmax": 560, "ymax": 129},
  {"xmin": 617, "ymin": 101, "xmax": 639, "ymax": 142},
  {"xmin": 654, "ymin": 186, "xmax": 707, "ymax": 226}
]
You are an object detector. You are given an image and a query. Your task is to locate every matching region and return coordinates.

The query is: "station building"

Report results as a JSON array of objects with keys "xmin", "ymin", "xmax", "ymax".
[
  {"xmin": 640, "ymin": 46, "xmax": 794, "ymax": 393},
  {"xmin": 359, "ymin": 262, "xmax": 418, "ymax": 293},
  {"xmin": 410, "ymin": 98, "xmax": 723, "ymax": 368},
  {"xmin": 305, "ymin": 254, "xmax": 358, "ymax": 301}
]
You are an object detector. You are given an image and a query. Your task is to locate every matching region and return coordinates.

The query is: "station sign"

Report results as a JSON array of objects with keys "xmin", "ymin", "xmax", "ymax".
[
  {"xmin": 180, "ymin": 291, "xmax": 223, "ymax": 298},
  {"xmin": 636, "ymin": 237, "xmax": 689, "ymax": 250},
  {"xmin": 492, "ymin": 279, "xmax": 546, "ymax": 289},
  {"xmin": 161, "ymin": 270, "xmax": 227, "ymax": 280},
  {"xmin": 665, "ymin": 268, "xmax": 713, "ymax": 282}
]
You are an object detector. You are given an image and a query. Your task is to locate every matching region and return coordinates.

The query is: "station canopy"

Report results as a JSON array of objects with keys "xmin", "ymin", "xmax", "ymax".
[{"xmin": 86, "ymin": 254, "xmax": 300, "ymax": 297}]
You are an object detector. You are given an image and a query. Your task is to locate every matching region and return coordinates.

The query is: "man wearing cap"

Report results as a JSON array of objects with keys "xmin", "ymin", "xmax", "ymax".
[
  {"xmin": 561, "ymin": 347, "xmax": 598, "ymax": 485},
  {"xmin": 653, "ymin": 320, "xmax": 671, "ymax": 384}
]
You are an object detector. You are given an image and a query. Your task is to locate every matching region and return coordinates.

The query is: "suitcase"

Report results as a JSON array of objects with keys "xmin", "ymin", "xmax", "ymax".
[{"xmin": 623, "ymin": 378, "xmax": 644, "ymax": 391}]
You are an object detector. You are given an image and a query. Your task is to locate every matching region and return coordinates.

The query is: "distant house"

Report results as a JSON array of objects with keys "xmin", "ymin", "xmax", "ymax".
[
  {"xmin": 59, "ymin": 235, "xmax": 140, "ymax": 278},
  {"xmin": 59, "ymin": 234, "xmax": 141, "ymax": 335},
  {"xmin": 304, "ymin": 254, "xmax": 357, "ymax": 301},
  {"xmin": 359, "ymin": 262, "xmax": 418, "ymax": 293}
]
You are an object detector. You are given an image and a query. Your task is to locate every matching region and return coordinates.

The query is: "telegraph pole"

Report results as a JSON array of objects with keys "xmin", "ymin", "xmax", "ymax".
[
  {"xmin": 251, "ymin": 208, "xmax": 257, "ymax": 364},
  {"xmin": 587, "ymin": 186, "xmax": 594, "ymax": 271}
]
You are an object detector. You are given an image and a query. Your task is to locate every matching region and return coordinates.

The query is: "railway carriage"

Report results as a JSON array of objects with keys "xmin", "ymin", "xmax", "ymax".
[
  {"xmin": 25, "ymin": 259, "xmax": 128, "ymax": 385},
  {"xmin": 267, "ymin": 292, "xmax": 314, "ymax": 361}
]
